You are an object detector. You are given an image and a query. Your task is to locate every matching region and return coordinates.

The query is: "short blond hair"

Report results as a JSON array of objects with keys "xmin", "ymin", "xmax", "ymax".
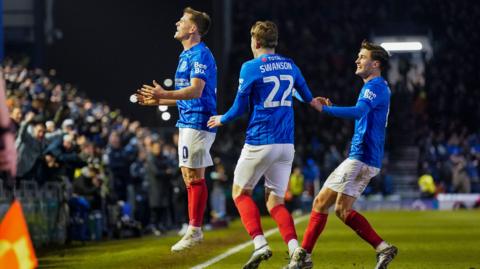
[{"xmin": 250, "ymin": 21, "xmax": 278, "ymax": 49}]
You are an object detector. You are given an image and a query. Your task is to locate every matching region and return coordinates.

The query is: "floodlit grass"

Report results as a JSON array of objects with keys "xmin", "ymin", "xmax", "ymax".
[{"xmin": 38, "ymin": 210, "xmax": 480, "ymax": 269}]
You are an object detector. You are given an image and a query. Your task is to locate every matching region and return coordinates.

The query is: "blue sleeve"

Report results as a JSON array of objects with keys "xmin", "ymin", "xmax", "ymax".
[
  {"xmin": 323, "ymin": 101, "xmax": 371, "ymax": 120},
  {"xmin": 220, "ymin": 63, "xmax": 254, "ymax": 124},
  {"xmin": 220, "ymin": 93, "xmax": 249, "ymax": 124},
  {"xmin": 189, "ymin": 51, "xmax": 210, "ymax": 81},
  {"xmin": 358, "ymin": 83, "xmax": 383, "ymax": 109},
  {"xmin": 292, "ymin": 88, "xmax": 304, "ymax": 102},
  {"xmin": 292, "ymin": 64, "xmax": 313, "ymax": 103}
]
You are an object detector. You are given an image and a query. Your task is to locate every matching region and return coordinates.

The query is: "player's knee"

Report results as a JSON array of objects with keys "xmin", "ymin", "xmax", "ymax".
[
  {"xmin": 183, "ymin": 175, "xmax": 194, "ymax": 185},
  {"xmin": 334, "ymin": 206, "xmax": 350, "ymax": 222},
  {"xmin": 313, "ymin": 196, "xmax": 329, "ymax": 212},
  {"xmin": 266, "ymin": 194, "xmax": 284, "ymax": 212},
  {"xmin": 183, "ymin": 175, "xmax": 199, "ymax": 186},
  {"xmin": 334, "ymin": 207, "xmax": 343, "ymax": 220},
  {"xmin": 182, "ymin": 168, "xmax": 204, "ymax": 186},
  {"xmin": 232, "ymin": 184, "xmax": 251, "ymax": 199}
]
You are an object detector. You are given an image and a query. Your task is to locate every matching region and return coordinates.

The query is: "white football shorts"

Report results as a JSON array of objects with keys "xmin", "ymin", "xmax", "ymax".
[
  {"xmin": 233, "ymin": 143, "xmax": 294, "ymax": 198},
  {"xmin": 322, "ymin": 158, "xmax": 380, "ymax": 198},
  {"xmin": 178, "ymin": 128, "xmax": 216, "ymax": 169}
]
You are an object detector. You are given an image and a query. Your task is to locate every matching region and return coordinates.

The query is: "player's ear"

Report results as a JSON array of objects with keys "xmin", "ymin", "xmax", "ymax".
[
  {"xmin": 190, "ymin": 24, "xmax": 198, "ymax": 35},
  {"xmin": 255, "ymin": 40, "xmax": 262, "ymax": 49}
]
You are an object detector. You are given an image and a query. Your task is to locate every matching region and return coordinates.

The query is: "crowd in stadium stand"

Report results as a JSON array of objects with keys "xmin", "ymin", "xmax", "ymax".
[
  {"xmin": 4, "ymin": 62, "xmax": 191, "ymax": 240},
  {"xmin": 413, "ymin": 1, "xmax": 480, "ymax": 195},
  {"xmin": 2, "ymin": 0, "xmax": 479, "ymax": 243}
]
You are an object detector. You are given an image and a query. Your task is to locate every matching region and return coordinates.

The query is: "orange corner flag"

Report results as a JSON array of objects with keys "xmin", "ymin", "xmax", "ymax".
[{"xmin": 0, "ymin": 200, "xmax": 38, "ymax": 269}]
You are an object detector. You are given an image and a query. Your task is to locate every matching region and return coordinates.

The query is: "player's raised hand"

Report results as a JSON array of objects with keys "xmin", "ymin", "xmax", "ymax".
[
  {"xmin": 207, "ymin": 115, "xmax": 223, "ymax": 128},
  {"xmin": 24, "ymin": 111, "xmax": 36, "ymax": 123},
  {"xmin": 138, "ymin": 80, "xmax": 169, "ymax": 99},
  {"xmin": 133, "ymin": 92, "xmax": 159, "ymax": 106}
]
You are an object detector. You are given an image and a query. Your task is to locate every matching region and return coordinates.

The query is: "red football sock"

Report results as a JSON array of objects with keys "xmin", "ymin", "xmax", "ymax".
[
  {"xmin": 301, "ymin": 211, "xmax": 328, "ymax": 253},
  {"xmin": 345, "ymin": 210, "xmax": 383, "ymax": 249},
  {"xmin": 270, "ymin": 204, "xmax": 297, "ymax": 244},
  {"xmin": 234, "ymin": 194, "xmax": 263, "ymax": 239},
  {"xmin": 186, "ymin": 185, "xmax": 193, "ymax": 224},
  {"xmin": 189, "ymin": 179, "xmax": 208, "ymax": 227}
]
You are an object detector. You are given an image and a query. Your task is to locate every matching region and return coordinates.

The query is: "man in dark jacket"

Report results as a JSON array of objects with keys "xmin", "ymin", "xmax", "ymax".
[
  {"xmin": 145, "ymin": 140, "xmax": 174, "ymax": 232},
  {"xmin": 15, "ymin": 111, "xmax": 46, "ymax": 182}
]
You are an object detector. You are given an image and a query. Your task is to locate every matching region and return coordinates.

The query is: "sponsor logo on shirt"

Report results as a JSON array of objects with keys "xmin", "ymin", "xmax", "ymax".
[
  {"xmin": 363, "ymin": 89, "xmax": 377, "ymax": 101},
  {"xmin": 175, "ymin": 78, "xmax": 190, "ymax": 87},
  {"xmin": 193, "ymin": 62, "xmax": 207, "ymax": 75},
  {"xmin": 238, "ymin": 78, "xmax": 244, "ymax": 91}
]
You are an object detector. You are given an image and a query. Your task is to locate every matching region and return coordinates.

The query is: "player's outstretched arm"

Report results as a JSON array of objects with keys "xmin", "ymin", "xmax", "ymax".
[
  {"xmin": 322, "ymin": 101, "xmax": 370, "ymax": 120},
  {"xmin": 157, "ymin": 99, "xmax": 178, "ymax": 106},
  {"xmin": 138, "ymin": 79, "xmax": 205, "ymax": 100},
  {"xmin": 133, "ymin": 92, "xmax": 177, "ymax": 106},
  {"xmin": 207, "ymin": 90, "xmax": 249, "ymax": 129},
  {"xmin": 167, "ymin": 78, "xmax": 205, "ymax": 100}
]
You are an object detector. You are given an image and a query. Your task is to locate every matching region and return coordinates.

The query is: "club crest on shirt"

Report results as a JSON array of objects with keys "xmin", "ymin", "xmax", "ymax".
[{"xmin": 179, "ymin": 61, "xmax": 188, "ymax": 72}]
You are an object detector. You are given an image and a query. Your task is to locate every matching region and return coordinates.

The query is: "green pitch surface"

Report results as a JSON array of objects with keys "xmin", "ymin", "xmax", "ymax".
[{"xmin": 38, "ymin": 211, "xmax": 480, "ymax": 269}]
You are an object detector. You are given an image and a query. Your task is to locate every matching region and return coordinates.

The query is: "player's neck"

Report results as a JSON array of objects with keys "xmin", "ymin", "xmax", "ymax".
[
  {"xmin": 363, "ymin": 71, "xmax": 381, "ymax": 83},
  {"xmin": 254, "ymin": 48, "xmax": 275, "ymax": 58},
  {"xmin": 181, "ymin": 35, "xmax": 202, "ymax": 51}
]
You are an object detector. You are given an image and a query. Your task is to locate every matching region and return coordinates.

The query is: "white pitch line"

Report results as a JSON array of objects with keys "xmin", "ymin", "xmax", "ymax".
[{"xmin": 191, "ymin": 215, "xmax": 309, "ymax": 269}]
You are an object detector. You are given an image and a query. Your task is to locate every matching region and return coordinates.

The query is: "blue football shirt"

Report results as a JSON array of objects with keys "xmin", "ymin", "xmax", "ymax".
[
  {"xmin": 349, "ymin": 76, "xmax": 391, "ymax": 168},
  {"xmin": 175, "ymin": 42, "xmax": 217, "ymax": 132},
  {"xmin": 221, "ymin": 54, "xmax": 313, "ymax": 145}
]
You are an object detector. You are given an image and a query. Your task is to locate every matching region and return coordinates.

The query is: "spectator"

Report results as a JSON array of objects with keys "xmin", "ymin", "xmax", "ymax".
[
  {"xmin": 303, "ymin": 158, "xmax": 320, "ymax": 196},
  {"xmin": 288, "ymin": 166, "xmax": 304, "ymax": 213},
  {"xmin": 451, "ymin": 155, "xmax": 471, "ymax": 193},
  {"xmin": 103, "ymin": 131, "xmax": 135, "ymax": 201},
  {"xmin": 44, "ymin": 133, "xmax": 86, "ymax": 182},
  {"xmin": 145, "ymin": 140, "xmax": 173, "ymax": 233},
  {"xmin": 9, "ymin": 106, "xmax": 22, "ymax": 132},
  {"xmin": 209, "ymin": 157, "xmax": 228, "ymax": 223},
  {"xmin": 15, "ymin": 111, "xmax": 46, "ymax": 182},
  {"xmin": 73, "ymin": 166, "xmax": 103, "ymax": 212},
  {"xmin": 418, "ymin": 171, "xmax": 436, "ymax": 199},
  {"xmin": 129, "ymin": 149, "xmax": 148, "ymax": 226}
]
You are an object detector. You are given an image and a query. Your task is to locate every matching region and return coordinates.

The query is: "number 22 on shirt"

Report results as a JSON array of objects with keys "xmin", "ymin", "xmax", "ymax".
[{"xmin": 263, "ymin": 75, "xmax": 293, "ymax": 108}]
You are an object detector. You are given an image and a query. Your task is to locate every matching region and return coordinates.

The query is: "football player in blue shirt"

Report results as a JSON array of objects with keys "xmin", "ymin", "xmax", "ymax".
[
  {"xmin": 208, "ymin": 21, "xmax": 321, "ymax": 269},
  {"xmin": 136, "ymin": 7, "xmax": 216, "ymax": 252},
  {"xmin": 286, "ymin": 40, "xmax": 397, "ymax": 269}
]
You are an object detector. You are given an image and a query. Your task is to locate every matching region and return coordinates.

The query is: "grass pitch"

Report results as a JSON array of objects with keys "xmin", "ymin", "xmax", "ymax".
[{"xmin": 38, "ymin": 210, "xmax": 480, "ymax": 269}]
